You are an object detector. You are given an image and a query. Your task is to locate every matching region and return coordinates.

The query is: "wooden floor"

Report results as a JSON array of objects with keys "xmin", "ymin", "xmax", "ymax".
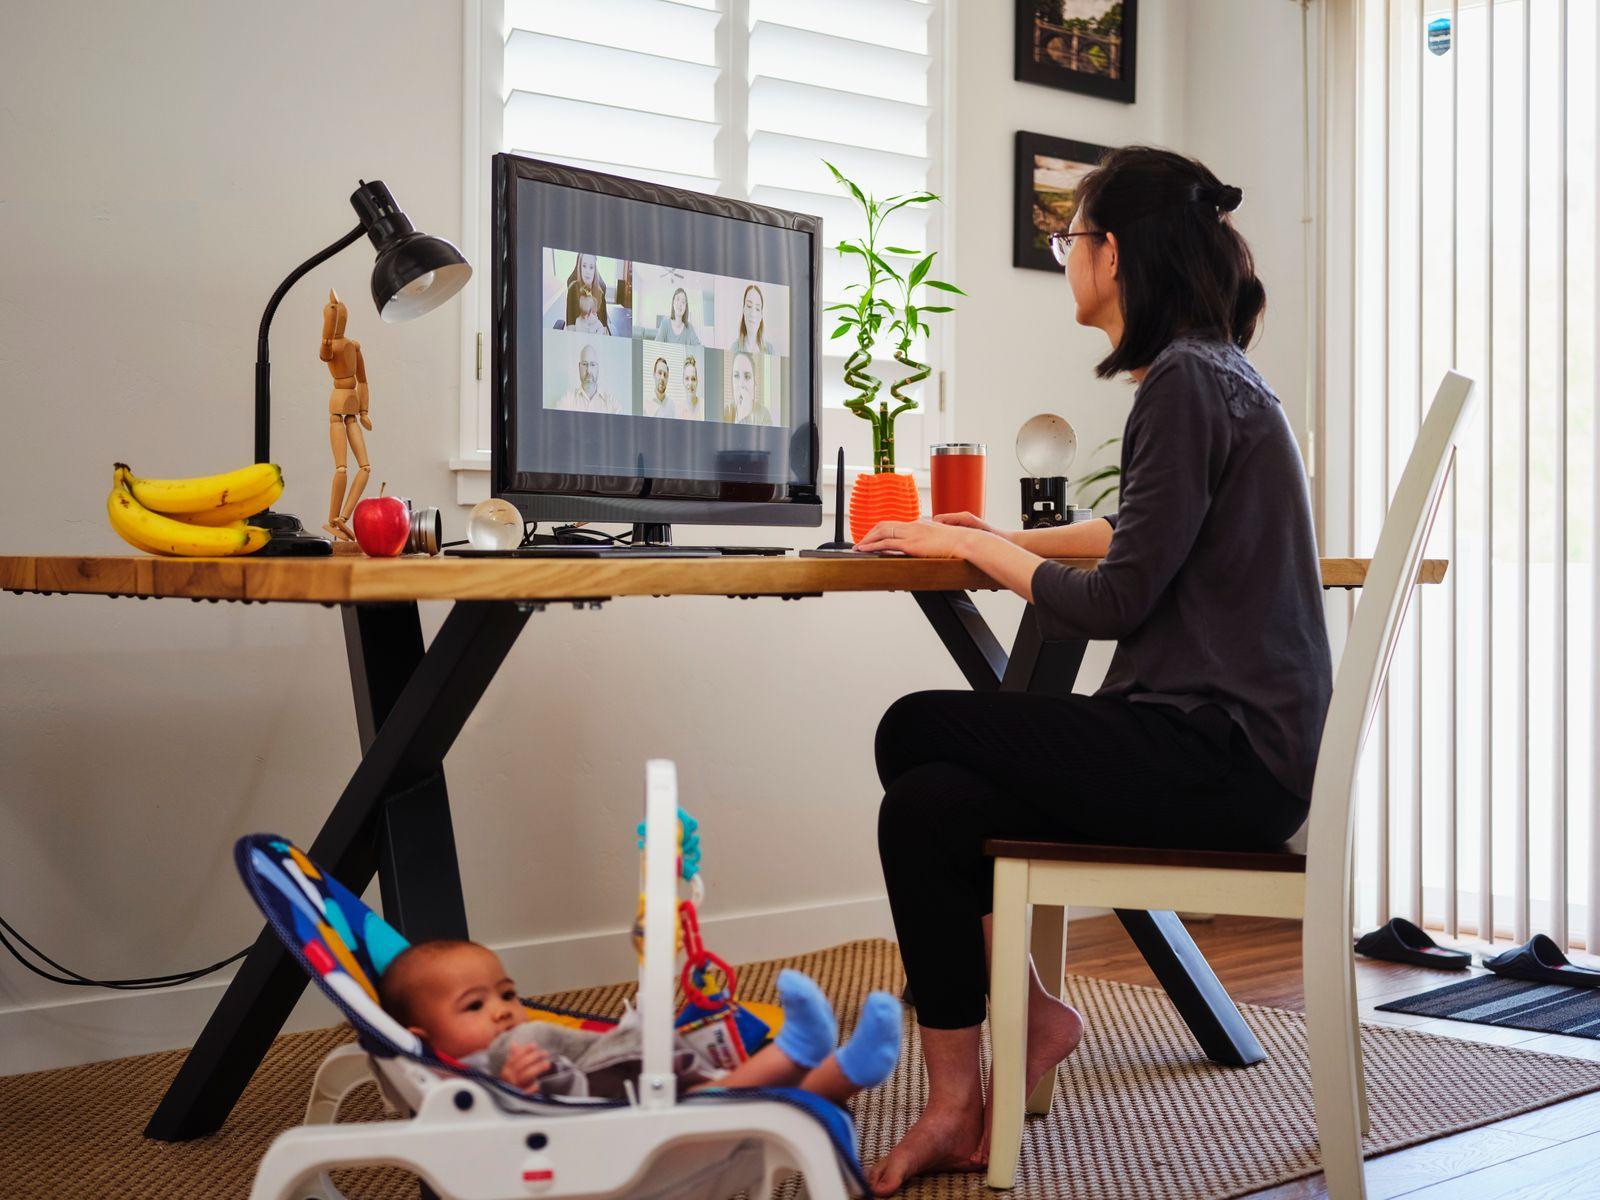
[{"xmin": 1068, "ymin": 914, "xmax": 1600, "ymax": 1200}]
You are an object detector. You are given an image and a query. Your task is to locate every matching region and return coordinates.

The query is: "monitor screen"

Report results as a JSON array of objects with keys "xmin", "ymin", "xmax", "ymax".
[{"xmin": 492, "ymin": 156, "xmax": 821, "ymax": 527}]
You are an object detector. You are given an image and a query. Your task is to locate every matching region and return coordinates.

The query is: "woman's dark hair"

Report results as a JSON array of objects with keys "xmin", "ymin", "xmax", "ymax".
[{"xmin": 1074, "ymin": 146, "xmax": 1265, "ymax": 379}]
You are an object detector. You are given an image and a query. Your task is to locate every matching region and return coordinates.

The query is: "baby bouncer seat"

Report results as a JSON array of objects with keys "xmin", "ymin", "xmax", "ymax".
[{"xmin": 240, "ymin": 760, "xmax": 868, "ymax": 1200}]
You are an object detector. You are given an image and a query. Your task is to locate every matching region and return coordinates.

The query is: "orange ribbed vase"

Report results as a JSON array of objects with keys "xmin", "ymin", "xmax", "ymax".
[{"xmin": 849, "ymin": 471, "xmax": 921, "ymax": 542}]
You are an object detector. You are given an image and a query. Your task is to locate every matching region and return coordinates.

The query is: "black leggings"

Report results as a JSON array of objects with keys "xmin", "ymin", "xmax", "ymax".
[{"xmin": 874, "ymin": 691, "xmax": 1309, "ymax": 1030}]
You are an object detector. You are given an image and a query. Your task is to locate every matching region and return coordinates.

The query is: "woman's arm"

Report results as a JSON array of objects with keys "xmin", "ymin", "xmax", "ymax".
[
  {"xmin": 1009, "ymin": 519, "xmax": 1113, "ymax": 557},
  {"xmin": 854, "ymin": 516, "xmax": 1114, "ymax": 607}
]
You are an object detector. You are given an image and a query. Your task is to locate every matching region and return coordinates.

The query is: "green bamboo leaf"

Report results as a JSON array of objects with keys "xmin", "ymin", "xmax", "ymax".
[
  {"xmin": 865, "ymin": 250, "xmax": 903, "ymax": 281},
  {"xmin": 1076, "ymin": 466, "xmax": 1121, "ymax": 486},
  {"xmin": 830, "ymin": 324, "xmax": 853, "ymax": 339},
  {"xmin": 1090, "ymin": 436, "xmax": 1122, "ymax": 453},
  {"xmin": 883, "ymin": 246, "xmax": 920, "ymax": 256},
  {"xmin": 1086, "ymin": 484, "xmax": 1119, "ymax": 511},
  {"xmin": 880, "ymin": 192, "xmax": 938, "ymax": 218},
  {"xmin": 824, "ymin": 302, "xmax": 855, "ymax": 313},
  {"xmin": 924, "ymin": 280, "xmax": 967, "ymax": 295},
  {"xmin": 921, "ymin": 304, "xmax": 953, "ymax": 313},
  {"xmin": 908, "ymin": 253, "xmax": 935, "ymax": 289},
  {"xmin": 824, "ymin": 159, "xmax": 867, "ymax": 210}
]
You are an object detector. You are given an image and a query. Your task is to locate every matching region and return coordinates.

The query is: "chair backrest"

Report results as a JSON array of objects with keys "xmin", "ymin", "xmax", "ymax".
[{"xmin": 1303, "ymin": 371, "xmax": 1477, "ymax": 922}]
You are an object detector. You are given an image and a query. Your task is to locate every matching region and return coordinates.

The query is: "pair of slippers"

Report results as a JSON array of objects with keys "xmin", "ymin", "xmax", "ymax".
[{"xmin": 1354, "ymin": 918, "xmax": 1600, "ymax": 988}]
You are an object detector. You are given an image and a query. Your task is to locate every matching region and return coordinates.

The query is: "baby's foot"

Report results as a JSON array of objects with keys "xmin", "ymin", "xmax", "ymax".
[
  {"xmin": 774, "ymin": 968, "xmax": 838, "ymax": 1070},
  {"xmin": 836, "ymin": 992, "xmax": 903, "ymax": 1088}
]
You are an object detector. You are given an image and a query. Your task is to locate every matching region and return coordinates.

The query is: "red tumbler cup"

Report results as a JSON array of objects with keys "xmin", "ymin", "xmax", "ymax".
[{"xmin": 930, "ymin": 443, "xmax": 986, "ymax": 519}]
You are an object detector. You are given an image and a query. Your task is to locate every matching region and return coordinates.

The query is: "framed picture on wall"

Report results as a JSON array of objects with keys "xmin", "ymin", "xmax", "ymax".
[
  {"xmin": 1013, "ymin": 131, "xmax": 1112, "ymax": 273},
  {"xmin": 1015, "ymin": 1, "xmax": 1138, "ymax": 103}
]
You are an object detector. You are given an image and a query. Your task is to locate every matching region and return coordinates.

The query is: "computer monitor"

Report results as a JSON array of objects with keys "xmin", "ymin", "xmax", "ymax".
[{"xmin": 491, "ymin": 154, "xmax": 823, "ymax": 536}]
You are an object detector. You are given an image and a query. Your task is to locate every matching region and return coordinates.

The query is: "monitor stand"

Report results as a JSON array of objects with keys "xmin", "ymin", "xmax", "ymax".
[
  {"xmin": 444, "ymin": 523, "xmax": 790, "ymax": 559},
  {"xmin": 629, "ymin": 523, "xmax": 789, "ymax": 556}
]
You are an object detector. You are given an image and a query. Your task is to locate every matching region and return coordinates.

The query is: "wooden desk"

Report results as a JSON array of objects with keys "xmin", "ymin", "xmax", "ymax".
[
  {"xmin": 0, "ymin": 552, "xmax": 1444, "ymax": 1143},
  {"xmin": 0, "ymin": 553, "xmax": 1436, "ymax": 604}
]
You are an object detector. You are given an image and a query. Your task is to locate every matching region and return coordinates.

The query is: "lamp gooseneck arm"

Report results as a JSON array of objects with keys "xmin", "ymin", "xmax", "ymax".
[{"xmin": 253, "ymin": 222, "xmax": 367, "ymax": 464}]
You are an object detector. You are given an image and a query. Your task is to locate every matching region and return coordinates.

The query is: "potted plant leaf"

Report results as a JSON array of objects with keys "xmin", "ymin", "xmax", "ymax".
[
  {"xmin": 1075, "ymin": 436, "xmax": 1121, "ymax": 513},
  {"xmin": 824, "ymin": 161, "xmax": 965, "ymax": 540}
]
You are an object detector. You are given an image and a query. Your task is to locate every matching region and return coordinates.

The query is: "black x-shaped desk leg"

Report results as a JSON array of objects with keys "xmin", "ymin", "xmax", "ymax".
[
  {"xmin": 912, "ymin": 592, "xmax": 1267, "ymax": 1069},
  {"xmin": 145, "ymin": 600, "xmax": 533, "ymax": 1141},
  {"xmin": 147, "ymin": 588, "xmax": 1263, "ymax": 1146}
]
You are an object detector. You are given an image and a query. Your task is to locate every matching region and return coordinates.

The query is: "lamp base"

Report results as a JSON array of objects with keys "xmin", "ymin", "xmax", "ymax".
[{"xmin": 252, "ymin": 509, "xmax": 333, "ymax": 557}]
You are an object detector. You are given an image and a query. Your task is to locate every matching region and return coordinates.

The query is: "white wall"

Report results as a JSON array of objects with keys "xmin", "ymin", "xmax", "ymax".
[{"xmin": 0, "ymin": 0, "xmax": 1313, "ymax": 1073}]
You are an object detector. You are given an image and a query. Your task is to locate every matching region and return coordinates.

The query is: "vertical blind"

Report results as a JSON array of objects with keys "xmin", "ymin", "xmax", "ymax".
[
  {"xmin": 1337, "ymin": 0, "xmax": 1599, "ymax": 951},
  {"xmin": 498, "ymin": 0, "xmax": 944, "ymax": 471}
]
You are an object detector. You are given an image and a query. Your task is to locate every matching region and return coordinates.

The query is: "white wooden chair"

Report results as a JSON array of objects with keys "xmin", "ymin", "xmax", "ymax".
[{"xmin": 984, "ymin": 371, "xmax": 1477, "ymax": 1199}]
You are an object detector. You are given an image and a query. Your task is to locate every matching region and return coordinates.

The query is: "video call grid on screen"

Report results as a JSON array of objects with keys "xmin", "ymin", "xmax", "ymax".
[{"xmin": 510, "ymin": 175, "xmax": 815, "ymax": 488}]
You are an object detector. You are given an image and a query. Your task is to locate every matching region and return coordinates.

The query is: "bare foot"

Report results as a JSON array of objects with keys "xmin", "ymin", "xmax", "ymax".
[
  {"xmin": 976, "ymin": 996, "xmax": 1085, "ymax": 1162},
  {"xmin": 865, "ymin": 1102, "xmax": 986, "ymax": 1196},
  {"xmin": 1026, "ymin": 995, "xmax": 1084, "ymax": 1093}
]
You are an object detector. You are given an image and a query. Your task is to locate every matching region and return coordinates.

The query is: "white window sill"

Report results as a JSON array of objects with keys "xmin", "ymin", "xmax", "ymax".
[{"xmin": 448, "ymin": 457, "xmax": 930, "ymax": 515}]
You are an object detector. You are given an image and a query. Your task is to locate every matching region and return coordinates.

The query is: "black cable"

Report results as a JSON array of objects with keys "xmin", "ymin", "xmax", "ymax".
[{"xmin": 0, "ymin": 913, "xmax": 249, "ymax": 991}]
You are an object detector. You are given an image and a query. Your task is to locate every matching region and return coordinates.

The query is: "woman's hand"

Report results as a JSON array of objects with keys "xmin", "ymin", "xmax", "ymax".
[
  {"xmin": 932, "ymin": 511, "xmax": 1011, "ymax": 541},
  {"xmin": 500, "ymin": 1041, "xmax": 554, "ymax": 1090},
  {"xmin": 856, "ymin": 519, "xmax": 977, "ymax": 559}
]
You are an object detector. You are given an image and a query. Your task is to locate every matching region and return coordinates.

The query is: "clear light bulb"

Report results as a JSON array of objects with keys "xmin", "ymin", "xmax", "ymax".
[
  {"xmin": 398, "ymin": 270, "xmax": 436, "ymax": 298},
  {"xmin": 1015, "ymin": 414, "xmax": 1078, "ymax": 478},
  {"xmin": 467, "ymin": 498, "xmax": 523, "ymax": 550}
]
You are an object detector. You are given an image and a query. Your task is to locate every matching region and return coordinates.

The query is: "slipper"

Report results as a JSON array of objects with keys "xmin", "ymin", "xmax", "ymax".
[
  {"xmin": 1353, "ymin": 917, "xmax": 1472, "ymax": 969},
  {"xmin": 1483, "ymin": 934, "xmax": 1600, "ymax": 989}
]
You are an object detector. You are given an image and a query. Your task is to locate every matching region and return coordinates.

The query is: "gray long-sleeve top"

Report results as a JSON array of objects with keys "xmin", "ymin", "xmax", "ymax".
[{"xmin": 1031, "ymin": 337, "xmax": 1333, "ymax": 800}]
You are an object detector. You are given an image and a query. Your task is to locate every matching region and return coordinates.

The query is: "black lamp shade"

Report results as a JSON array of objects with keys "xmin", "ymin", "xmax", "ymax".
[{"xmin": 350, "ymin": 180, "xmax": 472, "ymax": 323}]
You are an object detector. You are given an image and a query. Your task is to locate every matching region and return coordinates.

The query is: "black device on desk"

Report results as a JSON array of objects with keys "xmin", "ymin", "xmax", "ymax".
[{"xmin": 483, "ymin": 154, "xmax": 823, "ymax": 557}]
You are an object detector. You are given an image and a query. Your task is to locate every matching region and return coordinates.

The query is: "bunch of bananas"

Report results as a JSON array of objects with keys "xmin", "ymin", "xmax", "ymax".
[{"xmin": 107, "ymin": 461, "xmax": 283, "ymax": 556}]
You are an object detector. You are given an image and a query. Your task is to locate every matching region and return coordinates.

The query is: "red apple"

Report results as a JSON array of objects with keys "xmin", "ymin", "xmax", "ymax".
[{"xmin": 352, "ymin": 496, "xmax": 410, "ymax": 557}]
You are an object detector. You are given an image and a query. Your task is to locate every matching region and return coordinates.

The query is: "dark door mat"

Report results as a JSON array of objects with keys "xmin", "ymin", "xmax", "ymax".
[{"xmin": 1377, "ymin": 974, "xmax": 1600, "ymax": 1038}]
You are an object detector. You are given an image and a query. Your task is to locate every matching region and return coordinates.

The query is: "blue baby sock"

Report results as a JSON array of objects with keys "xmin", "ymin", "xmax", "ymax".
[
  {"xmin": 835, "ymin": 991, "xmax": 903, "ymax": 1089},
  {"xmin": 774, "ymin": 968, "xmax": 838, "ymax": 1069}
]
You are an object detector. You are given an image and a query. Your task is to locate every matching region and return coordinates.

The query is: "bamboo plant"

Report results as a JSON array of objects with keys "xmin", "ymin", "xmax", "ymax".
[{"xmin": 824, "ymin": 161, "xmax": 964, "ymax": 472}]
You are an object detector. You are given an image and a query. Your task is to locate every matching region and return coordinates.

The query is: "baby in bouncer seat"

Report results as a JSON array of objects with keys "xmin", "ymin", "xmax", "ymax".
[{"xmin": 379, "ymin": 939, "xmax": 902, "ymax": 1106}]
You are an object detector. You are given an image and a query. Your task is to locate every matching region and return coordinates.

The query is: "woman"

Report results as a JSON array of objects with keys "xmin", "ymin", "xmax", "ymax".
[
  {"xmin": 653, "ymin": 286, "xmax": 701, "ymax": 345},
  {"xmin": 731, "ymin": 283, "xmax": 774, "ymax": 354},
  {"xmin": 857, "ymin": 147, "xmax": 1332, "ymax": 1194},
  {"xmin": 563, "ymin": 253, "xmax": 610, "ymax": 330}
]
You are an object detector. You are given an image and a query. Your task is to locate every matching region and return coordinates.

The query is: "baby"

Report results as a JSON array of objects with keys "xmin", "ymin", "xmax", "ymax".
[
  {"xmin": 570, "ymin": 285, "xmax": 610, "ymax": 335},
  {"xmin": 378, "ymin": 939, "xmax": 902, "ymax": 1105}
]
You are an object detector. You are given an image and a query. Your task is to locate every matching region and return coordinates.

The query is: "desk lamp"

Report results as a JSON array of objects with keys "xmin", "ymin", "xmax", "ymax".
[{"xmin": 253, "ymin": 180, "xmax": 471, "ymax": 555}]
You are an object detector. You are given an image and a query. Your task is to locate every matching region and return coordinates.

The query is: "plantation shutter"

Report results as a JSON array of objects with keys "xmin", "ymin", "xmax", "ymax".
[{"xmin": 498, "ymin": 0, "xmax": 945, "ymax": 474}]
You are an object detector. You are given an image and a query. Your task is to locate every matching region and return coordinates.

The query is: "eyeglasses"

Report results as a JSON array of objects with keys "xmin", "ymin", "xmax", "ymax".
[{"xmin": 1048, "ymin": 229, "xmax": 1106, "ymax": 267}]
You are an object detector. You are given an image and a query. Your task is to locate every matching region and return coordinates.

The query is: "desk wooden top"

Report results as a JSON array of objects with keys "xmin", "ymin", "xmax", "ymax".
[{"xmin": 0, "ymin": 553, "xmax": 1444, "ymax": 605}]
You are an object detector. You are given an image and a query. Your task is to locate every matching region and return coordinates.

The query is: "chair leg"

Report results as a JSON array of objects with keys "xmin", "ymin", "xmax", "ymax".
[
  {"xmin": 987, "ymin": 858, "xmax": 1032, "ymax": 1190},
  {"xmin": 1303, "ymin": 908, "xmax": 1367, "ymax": 1200},
  {"xmin": 1026, "ymin": 904, "xmax": 1066, "ymax": 1116},
  {"xmin": 1348, "ymin": 941, "xmax": 1370, "ymax": 1136}
]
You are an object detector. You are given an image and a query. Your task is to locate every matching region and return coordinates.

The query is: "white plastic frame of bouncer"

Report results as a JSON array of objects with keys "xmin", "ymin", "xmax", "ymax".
[
  {"xmin": 248, "ymin": 759, "xmax": 855, "ymax": 1200},
  {"xmin": 1303, "ymin": 369, "xmax": 1477, "ymax": 1200}
]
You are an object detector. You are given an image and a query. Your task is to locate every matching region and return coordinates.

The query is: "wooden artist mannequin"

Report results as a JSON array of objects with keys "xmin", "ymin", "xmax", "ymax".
[{"xmin": 319, "ymin": 290, "xmax": 372, "ymax": 539}]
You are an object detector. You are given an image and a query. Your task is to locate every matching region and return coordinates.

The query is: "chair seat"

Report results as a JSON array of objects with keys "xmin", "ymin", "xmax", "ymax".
[{"xmin": 983, "ymin": 838, "xmax": 1307, "ymax": 874}]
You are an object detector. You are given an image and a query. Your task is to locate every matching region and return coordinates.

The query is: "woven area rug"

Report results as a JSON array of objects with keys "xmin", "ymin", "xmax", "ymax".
[
  {"xmin": 5, "ymin": 938, "xmax": 1600, "ymax": 1200},
  {"xmin": 1376, "ymin": 973, "xmax": 1600, "ymax": 1039}
]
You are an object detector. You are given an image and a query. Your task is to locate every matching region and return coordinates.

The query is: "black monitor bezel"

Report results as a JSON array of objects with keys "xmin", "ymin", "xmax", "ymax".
[{"xmin": 490, "ymin": 153, "xmax": 823, "ymax": 528}]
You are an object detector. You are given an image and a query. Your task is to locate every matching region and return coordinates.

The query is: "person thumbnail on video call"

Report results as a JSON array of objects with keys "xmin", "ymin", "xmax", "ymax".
[{"xmin": 540, "ymin": 246, "xmax": 788, "ymax": 427}]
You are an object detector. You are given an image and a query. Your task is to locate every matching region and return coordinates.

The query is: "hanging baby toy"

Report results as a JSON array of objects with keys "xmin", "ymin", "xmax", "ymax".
[{"xmin": 633, "ymin": 808, "xmax": 783, "ymax": 1069}]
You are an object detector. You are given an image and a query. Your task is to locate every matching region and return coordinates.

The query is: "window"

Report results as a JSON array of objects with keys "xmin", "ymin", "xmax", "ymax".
[
  {"xmin": 454, "ymin": 0, "xmax": 948, "ymax": 503},
  {"xmin": 1323, "ymin": 0, "xmax": 1599, "ymax": 950}
]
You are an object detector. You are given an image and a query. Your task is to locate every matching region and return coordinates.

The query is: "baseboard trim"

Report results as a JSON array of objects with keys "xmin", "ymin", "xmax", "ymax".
[{"xmin": 1, "ymin": 897, "xmax": 1110, "ymax": 1076}]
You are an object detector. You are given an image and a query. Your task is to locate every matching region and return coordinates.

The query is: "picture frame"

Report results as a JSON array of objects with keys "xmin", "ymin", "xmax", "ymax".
[
  {"xmin": 1013, "ymin": 131, "xmax": 1112, "ymax": 273},
  {"xmin": 1015, "ymin": 0, "xmax": 1138, "ymax": 104}
]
